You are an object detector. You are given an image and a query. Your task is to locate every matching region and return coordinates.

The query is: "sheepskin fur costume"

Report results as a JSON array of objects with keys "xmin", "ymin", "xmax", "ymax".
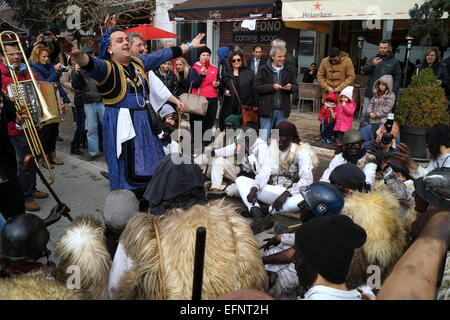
[
  {"xmin": 114, "ymin": 199, "xmax": 269, "ymax": 300},
  {"xmin": 344, "ymin": 184, "xmax": 408, "ymax": 289},
  {"xmin": 56, "ymin": 216, "xmax": 112, "ymax": 300},
  {"xmin": 0, "ymin": 269, "xmax": 84, "ymax": 300}
]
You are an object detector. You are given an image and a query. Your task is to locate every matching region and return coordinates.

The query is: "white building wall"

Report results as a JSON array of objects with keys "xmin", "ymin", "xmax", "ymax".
[{"xmin": 154, "ymin": 0, "xmax": 187, "ymax": 34}]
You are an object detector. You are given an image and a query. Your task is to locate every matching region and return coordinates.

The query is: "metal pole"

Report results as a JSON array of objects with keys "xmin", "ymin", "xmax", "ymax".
[{"xmin": 192, "ymin": 226, "xmax": 207, "ymax": 300}]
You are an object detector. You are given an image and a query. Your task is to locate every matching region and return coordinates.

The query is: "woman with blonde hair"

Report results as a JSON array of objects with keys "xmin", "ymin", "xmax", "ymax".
[
  {"xmin": 30, "ymin": 43, "xmax": 70, "ymax": 166},
  {"xmin": 174, "ymin": 57, "xmax": 190, "ymax": 95}
]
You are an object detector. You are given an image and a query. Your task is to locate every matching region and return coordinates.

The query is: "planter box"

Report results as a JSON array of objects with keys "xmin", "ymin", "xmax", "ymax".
[{"xmin": 401, "ymin": 125, "xmax": 428, "ymax": 161}]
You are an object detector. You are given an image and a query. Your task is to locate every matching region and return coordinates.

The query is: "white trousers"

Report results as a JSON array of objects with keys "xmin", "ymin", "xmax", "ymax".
[
  {"xmin": 210, "ymin": 157, "xmax": 240, "ymax": 190},
  {"xmin": 236, "ymin": 176, "xmax": 304, "ymax": 214}
]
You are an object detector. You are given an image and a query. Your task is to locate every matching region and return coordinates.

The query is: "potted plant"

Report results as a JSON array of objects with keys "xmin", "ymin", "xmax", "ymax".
[{"xmin": 396, "ymin": 68, "xmax": 449, "ymax": 160}]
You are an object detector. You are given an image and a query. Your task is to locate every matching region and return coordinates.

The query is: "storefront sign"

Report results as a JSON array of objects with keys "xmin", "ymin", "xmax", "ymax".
[{"xmin": 232, "ymin": 20, "xmax": 282, "ymax": 43}]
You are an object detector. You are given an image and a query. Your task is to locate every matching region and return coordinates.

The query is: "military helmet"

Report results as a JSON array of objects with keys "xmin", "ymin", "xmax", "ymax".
[
  {"xmin": 0, "ymin": 214, "xmax": 50, "ymax": 260},
  {"xmin": 414, "ymin": 167, "xmax": 450, "ymax": 210},
  {"xmin": 343, "ymin": 129, "xmax": 364, "ymax": 145},
  {"xmin": 299, "ymin": 182, "xmax": 345, "ymax": 217}
]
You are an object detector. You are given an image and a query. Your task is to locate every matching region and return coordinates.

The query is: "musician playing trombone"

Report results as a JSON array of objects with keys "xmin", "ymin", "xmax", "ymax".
[{"xmin": 0, "ymin": 42, "xmax": 49, "ymax": 212}]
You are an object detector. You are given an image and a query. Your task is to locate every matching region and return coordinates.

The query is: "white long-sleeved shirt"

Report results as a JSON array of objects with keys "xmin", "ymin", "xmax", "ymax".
[
  {"xmin": 320, "ymin": 153, "xmax": 377, "ymax": 186},
  {"xmin": 411, "ymin": 152, "xmax": 450, "ymax": 179},
  {"xmin": 256, "ymin": 141, "xmax": 314, "ymax": 194}
]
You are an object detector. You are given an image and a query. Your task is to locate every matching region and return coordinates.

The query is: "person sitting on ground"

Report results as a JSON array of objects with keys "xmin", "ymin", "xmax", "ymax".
[
  {"xmin": 294, "ymin": 215, "xmax": 374, "ymax": 300},
  {"xmin": 158, "ymin": 104, "xmax": 180, "ymax": 155},
  {"xmin": 0, "ymin": 210, "xmax": 82, "ymax": 299},
  {"xmin": 207, "ymin": 114, "xmax": 244, "ymax": 196},
  {"xmin": 320, "ymin": 129, "xmax": 377, "ymax": 185},
  {"xmin": 260, "ymin": 183, "xmax": 344, "ymax": 300},
  {"xmin": 367, "ymin": 75, "xmax": 396, "ymax": 127},
  {"xmin": 107, "ymin": 200, "xmax": 269, "ymax": 299},
  {"xmin": 392, "ymin": 124, "xmax": 450, "ymax": 179},
  {"xmin": 236, "ymin": 121, "xmax": 317, "ymax": 234},
  {"xmin": 329, "ymin": 163, "xmax": 408, "ymax": 291},
  {"xmin": 317, "ymin": 93, "xmax": 337, "ymax": 144}
]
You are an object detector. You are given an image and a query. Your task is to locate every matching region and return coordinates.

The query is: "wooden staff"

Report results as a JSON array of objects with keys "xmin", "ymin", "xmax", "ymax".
[{"xmin": 192, "ymin": 226, "xmax": 207, "ymax": 300}]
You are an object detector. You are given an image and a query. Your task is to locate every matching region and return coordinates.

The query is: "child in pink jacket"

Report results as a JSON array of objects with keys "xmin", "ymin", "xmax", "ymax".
[{"xmin": 333, "ymin": 86, "xmax": 356, "ymax": 145}]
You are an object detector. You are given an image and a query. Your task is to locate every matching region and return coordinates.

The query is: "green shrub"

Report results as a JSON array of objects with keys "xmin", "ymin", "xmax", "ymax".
[{"xmin": 396, "ymin": 68, "xmax": 449, "ymax": 127}]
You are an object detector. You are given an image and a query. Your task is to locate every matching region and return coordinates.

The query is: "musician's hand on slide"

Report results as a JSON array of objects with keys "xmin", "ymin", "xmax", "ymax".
[{"xmin": 15, "ymin": 112, "xmax": 28, "ymax": 125}]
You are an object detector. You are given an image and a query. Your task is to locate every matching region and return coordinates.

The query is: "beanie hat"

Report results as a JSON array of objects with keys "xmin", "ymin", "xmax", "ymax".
[
  {"xmin": 224, "ymin": 114, "xmax": 242, "ymax": 129},
  {"xmin": 340, "ymin": 86, "xmax": 354, "ymax": 101},
  {"xmin": 295, "ymin": 215, "xmax": 367, "ymax": 284},
  {"xmin": 329, "ymin": 163, "xmax": 366, "ymax": 190},
  {"xmin": 103, "ymin": 190, "xmax": 139, "ymax": 233},
  {"xmin": 198, "ymin": 47, "xmax": 212, "ymax": 60}
]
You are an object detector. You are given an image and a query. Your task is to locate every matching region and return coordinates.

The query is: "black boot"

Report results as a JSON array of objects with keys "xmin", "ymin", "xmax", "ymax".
[{"xmin": 70, "ymin": 144, "xmax": 84, "ymax": 156}]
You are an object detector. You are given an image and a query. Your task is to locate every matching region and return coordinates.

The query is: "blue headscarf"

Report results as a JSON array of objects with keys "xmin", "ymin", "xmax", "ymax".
[{"xmin": 99, "ymin": 28, "xmax": 121, "ymax": 60}]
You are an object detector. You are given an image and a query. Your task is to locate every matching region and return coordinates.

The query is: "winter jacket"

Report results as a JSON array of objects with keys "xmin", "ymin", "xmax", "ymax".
[
  {"xmin": 318, "ymin": 93, "xmax": 337, "ymax": 124},
  {"xmin": 302, "ymin": 68, "xmax": 317, "ymax": 83},
  {"xmin": 0, "ymin": 93, "xmax": 19, "ymax": 179},
  {"xmin": 0, "ymin": 62, "xmax": 40, "ymax": 136},
  {"xmin": 155, "ymin": 68, "xmax": 180, "ymax": 97},
  {"xmin": 189, "ymin": 62, "xmax": 219, "ymax": 98},
  {"xmin": 363, "ymin": 53, "xmax": 401, "ymax": 99},
  {"xmin": 71, "ymin": 69, "xmax": 102, "ymax": 104},
  {"xmin": 333, "ymin": 99, "xmax": 356, "ymax": 133},
  {"xmin": 30, "ymin": 63, "xmax": 70, "ymax": 104},
  {"xmin": 417, "ymin": 61, "xmax": 450, "ymax": 97},
  {"xmin": 177, "ymin": 75, "xmax": 190, "ymax": 95},
  {"xmin": 367, "ymin": 74, "xmax": 396, "ymax": 124},
  {"xmin": 220, "ymin": 67, "xmax": 255, "ymax": 116},
  {"xmin": 254, "ymin": 60, "xmax": 298, "ymax": 118},
  {"xmin": 68, "ymin": 70, "xmax": 83, "ymax": 107},
  {"xmin": 344, "ymin": 184, "xmax": 408, "ymax": 290},
  {"xmin": 59, "ymin": 70, "xmax": 74, "ymax": 105},
  {"xmin": 317, "ymin": 51, "xmax": 355, "ymax": 99}
]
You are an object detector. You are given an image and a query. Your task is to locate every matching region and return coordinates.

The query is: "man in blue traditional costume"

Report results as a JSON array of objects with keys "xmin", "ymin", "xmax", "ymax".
[{"xmin": 65, "ymin": 26, "xmax": 205, "ymax": 195}]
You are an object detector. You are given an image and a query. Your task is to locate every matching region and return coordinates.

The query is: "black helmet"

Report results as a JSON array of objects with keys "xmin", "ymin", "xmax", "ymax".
[
  {"xmin": 0, "ymin": 214, "xmax": 50, "ymax": 260},
  {"xmin": 343, "ymin": 129, "xmax": 364, "ymax": 145},
  {"xmin": 414, "ymin": 167, "xmax": 450, "ymax": 210},
  {"xmin": 299, "ymin": 182, "xmax": 345, "ymax": 217}
]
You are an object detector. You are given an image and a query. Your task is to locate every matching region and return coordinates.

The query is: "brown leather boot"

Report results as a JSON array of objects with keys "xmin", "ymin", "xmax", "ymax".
[
  {"xmin": 49, "ymin": 151, "xmax": 64, "ymax": 165},
  {"xmin": 33, "ymin": 191, "xmax": 49, "ymax": 199},
  {"xmin": 42, "ymin": 155, "xmax": 54, "ymax": 169},
  {"xmin": 25, "ymin": 201, "xmax": 40, "ymax": 211}
]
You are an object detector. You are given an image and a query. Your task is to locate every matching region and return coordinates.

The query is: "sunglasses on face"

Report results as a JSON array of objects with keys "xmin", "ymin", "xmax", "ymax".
[{"xmin": 232, "ymin": 59, "xmax": 241, "ymax": 63}]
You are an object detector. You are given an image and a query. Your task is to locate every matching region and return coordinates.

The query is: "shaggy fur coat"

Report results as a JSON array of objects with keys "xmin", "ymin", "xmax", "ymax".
[
  {"xmin": 344, "ymin": 184, "xmax": 409, "ymax": 289},
  {"xmin": 113, "ymin": 200, "xmax": 269, "ymax": 299},
  {"xmin": 56, "ymin": 216, "xmax": 112, "ymax": 300},
  {"xmin": 0, "ymin": 269, "xmax": 84, "ymax": 300}
]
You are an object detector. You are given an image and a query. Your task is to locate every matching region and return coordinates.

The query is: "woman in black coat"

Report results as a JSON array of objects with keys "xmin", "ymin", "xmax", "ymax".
[
  {"xmin": 417, "ymin": 48, "xmax": 450, "ymax": 97},
  {"xmin": 219, "ymin": 50, "xmax": 255, "ymax": 131}
]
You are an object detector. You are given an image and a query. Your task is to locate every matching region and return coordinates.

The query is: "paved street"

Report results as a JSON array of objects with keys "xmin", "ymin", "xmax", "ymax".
[{"xmin": 31, "ymin": 109, "xmax": 336, "ymax": 262}]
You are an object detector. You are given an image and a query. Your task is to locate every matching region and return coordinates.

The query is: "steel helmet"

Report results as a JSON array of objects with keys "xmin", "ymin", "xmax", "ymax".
[
  {"xmin": 414, "ymin": 167, "xmax": 450, "ymax": 210},
  {"xmin": 0, "ymin": 214, "xmax": 50, "ymax": 260},
  {"xmin": 299, "ymin": 182, "xmax": 345, "ymax": 217},
  {"xmin": 343, "ymin": 129, "xmax": 364, "ymax": 145}
]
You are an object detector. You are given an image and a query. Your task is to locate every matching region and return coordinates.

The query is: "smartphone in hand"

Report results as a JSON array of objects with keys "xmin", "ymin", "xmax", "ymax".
[{"xmin": 204, "ymin": 59, "xmax": 210, "ymax": 69}]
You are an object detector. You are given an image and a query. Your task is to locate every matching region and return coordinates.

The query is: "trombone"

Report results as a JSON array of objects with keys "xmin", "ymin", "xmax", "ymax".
[{"xmin": 0, "ymin": 30, "xmax": 59, "ymax": 184}]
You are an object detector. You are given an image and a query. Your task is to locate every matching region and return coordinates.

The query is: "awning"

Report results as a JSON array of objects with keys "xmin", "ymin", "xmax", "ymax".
[
  {"xmin": 169, "ymin": 0, "xmax": 275, "ymax": 22},
  {"xmin": 282, "ymin": 0, "xmax": 419, "ymax": 21},
  {"xmin": 284, "ymin": 21, "xmax": 331, "ymax": 33}
]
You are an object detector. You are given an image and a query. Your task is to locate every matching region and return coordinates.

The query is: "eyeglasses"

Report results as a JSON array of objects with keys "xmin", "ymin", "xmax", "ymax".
[{"xmin": 232, "ymin": 59, "xmax": 241, "ymax": 63}]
